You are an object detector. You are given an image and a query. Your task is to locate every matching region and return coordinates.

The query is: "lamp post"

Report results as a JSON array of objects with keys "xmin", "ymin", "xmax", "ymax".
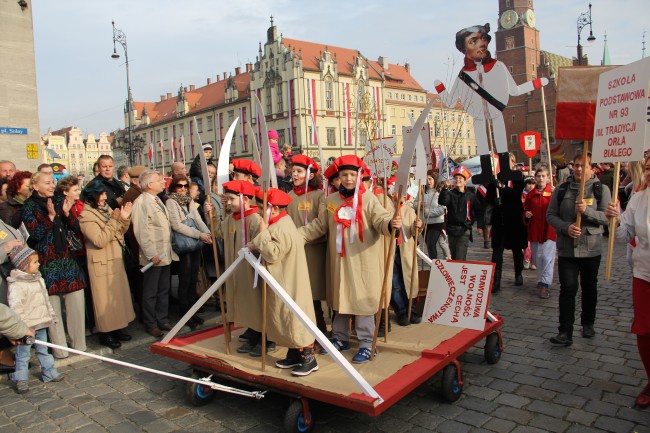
[
  {"xmin": 111, "ymin": 20, "xmax": 135, "ymax": 166},
  {"xmin": 576, "ymin": 3, "xmax": 596, "ymax": 66}
]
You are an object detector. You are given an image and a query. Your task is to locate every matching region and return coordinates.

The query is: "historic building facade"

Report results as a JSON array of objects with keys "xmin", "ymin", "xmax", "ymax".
[{"xmin": 41, "ymin": 127, "xmax": 114, "ymax": 176}]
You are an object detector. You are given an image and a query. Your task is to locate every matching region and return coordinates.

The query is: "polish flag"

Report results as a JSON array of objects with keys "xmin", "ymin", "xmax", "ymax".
[
  {"xmin": 179, "ymin": 135, "xmax": 185, "ymax": 163},
  {"xmin": 170, "ymin": 126, "xmax": 176, "ymax": 161},
  {"xmin": 555, "ymin": 66, "xmax": 617, "ymax": 140},
  {"xmin": 148, "ymin": 140, "xmax": 153, "ymax": 163},
  {"xmin": 158, "ymin": 139, "xmax": 164, "ymax": 163},
  {"xmin": 308, "ymin": 79, "xmax": 317, "ymax": 143}
]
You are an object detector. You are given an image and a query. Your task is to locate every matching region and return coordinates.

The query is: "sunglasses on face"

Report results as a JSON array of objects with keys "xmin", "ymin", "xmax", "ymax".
[{"xmin": 176, "ymin": 184, "xmax": 189, "ymax": 189}]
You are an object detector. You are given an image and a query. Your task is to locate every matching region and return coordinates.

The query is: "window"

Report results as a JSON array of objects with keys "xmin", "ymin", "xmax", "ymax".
[
  {"xmin": 326, "ymin": 128, "xmax": 336, "ymax": 145},
  {"xmin": 466, "ymin": 129, "xmax": 471, "ymax": 138},
  {"xmin": 391, "ymin": 125, "xmax": 396, "ymax": 135},
  {"xmin": 408, "ymin": 94, "xmax": 412, "ymax": 101},
  {"xmin": 445, "ymin": 128, "xmax": 449, "ymax": 137},
  {"xmin": 308, "ymin": 126, "xmax": 313, "ymax": 143},
  {"xmin": 451, "ymin": 113, "xmax": 455, "ymax": 122},
  {"xmin": 510, "ymin": 134, "xmax": 518, "ymax": 144},
  {"xmin": 277, "ymin": 83, "xmax": 283, "ymax": 112},
  {"xmin": 197, "ymin": 119, "xmax": 203, "ymax": 133},
  {"xmin": 532, "ymin": 63, "xmax": 535, "ymax": 72},
  {"xmin": 79, "ymin": 153, "xmax": 83, "ymax": 158},
  {"xmin": 509, "ymin": 66, "xmax": 514, "ymax": 74},
  {"xmin": 505, "ymin": 37, "xmax": 515, "ymax": 50},
  {"xmin": 207, "ymin": 115, "xmax": 214, "ymax": 131},
  {"xmin": 180, "ymin": 124, "xmax": 185, "ymax": 135},
  {"xmin": 511, "ymin": 115, "xmax": 516, "ymax": 124},
  {"xmin": 452, "ymin": 129, "xmax": 456, "ymax": 138},
  {"xmin": 359, "ymin": 129, "xmax": 368, "ymax": 146},
  {"xmin": 325, "ymin": 79, "xmax": 333, "ymax": 110},
  {"xmin": 435, "ymin": 114, "xmax": 440, "ymax": 121},
  {"xmin": 401, "ymin": 94, "xmax": 405, "ymax": 100},
  {"xmin": 388, "ymin": 92, "xmax": 392, "ymax": 99},
  {"xmin": 278, "ymin": 129, "xmax": 286, "ymax": 146},
  {"xmin": 443, "ymin": 113, "xmax": 448, "ymax": 121},
  {"xmin": 266, "ymin": 86, "xmax": 272, "ymax": 114},
  {"xmin": 163, "ymin": 127, "xmax": 168, "ymax": 141}
]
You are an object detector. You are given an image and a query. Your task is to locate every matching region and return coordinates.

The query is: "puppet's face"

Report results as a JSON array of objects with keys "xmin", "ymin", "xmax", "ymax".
[{"xmin": 464, "ymin": 32, "xmax": 490, "ymax": 62}]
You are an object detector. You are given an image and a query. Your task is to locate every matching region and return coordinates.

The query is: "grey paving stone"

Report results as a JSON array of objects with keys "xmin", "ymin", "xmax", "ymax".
[{"xmin": 483, "ymin": 417, "xmax": 517, "ymax": 433}]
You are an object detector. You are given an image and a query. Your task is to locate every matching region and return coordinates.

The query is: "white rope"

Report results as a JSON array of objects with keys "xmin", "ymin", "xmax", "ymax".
[{"xmin": 34, "ymin": 339, "xmax": 265, "ymax": 399}]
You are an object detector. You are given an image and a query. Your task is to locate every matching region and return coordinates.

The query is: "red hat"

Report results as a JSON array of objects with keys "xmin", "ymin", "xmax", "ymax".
[
  {"xmin": 452, "ymin": 165, "xmax": 471, "ymax": 180},
  {"xmin": 323, "ymin": 163, "xmax": 339, "ymax": 181},
  {"xmin": 362, "ymin": 165, "xmax": 372, "ymax": 180},
  {"xmin": 222, "ymin": 180, "xmax": 257, "ymax": 198},
  {"xmin": 255, "ymin": 187, "xmax": 292, "ymax": 207},
  {"xmin": 291, "ymin": 155, "xmax": 320, "ymax": 173},
  {"xmin": 268, "ymin": 130, "xmax": 279, "ymax": 140},
  {"xmin": 386, "ymin": 175, "xmax": 396, "ymax": 187},
  {"xmin": 232, "ymin": 159, "xmax": 262, "ymax": 179},
  {"xmin": 334, "ymin": 155, "xmax": 364, "ymax": 173}
]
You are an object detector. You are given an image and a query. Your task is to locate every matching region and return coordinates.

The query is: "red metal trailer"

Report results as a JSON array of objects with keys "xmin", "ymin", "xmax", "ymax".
[{"xmin": 151, "ymin": 314, "xmax": 503, "ymax": 433}]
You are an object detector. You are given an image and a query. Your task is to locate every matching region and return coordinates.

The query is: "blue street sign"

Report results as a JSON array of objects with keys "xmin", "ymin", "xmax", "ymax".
[{"xmin": 0, "ymin": 127, "xmax": 28, "ymax": 135}]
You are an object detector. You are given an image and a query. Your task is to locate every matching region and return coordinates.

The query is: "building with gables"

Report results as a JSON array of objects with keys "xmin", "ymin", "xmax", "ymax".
[{"xmin": 41, "ymin": 127, "xmax": 113, "ymax": 176}]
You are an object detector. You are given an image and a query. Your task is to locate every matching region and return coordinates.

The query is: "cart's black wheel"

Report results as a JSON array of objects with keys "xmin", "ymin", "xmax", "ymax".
[
  {"xmin": 284, "ymin": 399, "xmax": 314, "ymax": 433},
  {"xmin": 441, "ymin": 364, "xmax": 462, "ymax": 403},
  {"xmin": 186, "ymin": 372, "xmax": 216, "ymax": 406},
  {"xmin": 484, "ymin": 332, "xmax": 501, "ymax": 365}
]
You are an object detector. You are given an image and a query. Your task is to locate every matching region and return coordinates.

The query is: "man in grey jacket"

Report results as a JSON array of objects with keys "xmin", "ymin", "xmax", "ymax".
[{"xmin": 546, "ymin": 152, "xmax": 611, "ymax": 346}]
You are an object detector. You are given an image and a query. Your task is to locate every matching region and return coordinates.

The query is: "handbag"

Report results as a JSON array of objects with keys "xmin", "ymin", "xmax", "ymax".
[
  {"xmin": 66, "ymin": 230, "xmax": 83, "ymax": 252},
  {"xmin": 172, "ymin": 206, "xmax": 204, "ymax": 254}
]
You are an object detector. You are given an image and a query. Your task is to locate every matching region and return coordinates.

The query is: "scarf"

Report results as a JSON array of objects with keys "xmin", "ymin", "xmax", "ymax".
[
  {"xmin": 94, "ymin": 203, "xmax": 113, "ymax": 220},
  {"xmin": 333, "ymin": 182, "xmax": 366, "ymax": 256},
  {"xmin": 168, "ymin": 192, "xmax": 193, "ymax": 208},
  {"xmin": 31, "ymin": 191, "xmax": 67, "ymax": 253},
  {"xmin": 231, "ymin": 206, "xmax": 259, "ymax": 221},
  {"xmin": 292, "ymin": 184, "xmax": 315, "ymax": 196},
  {"xmin": 268, "ymin": 211, "xmax": 288, "ymax": 226},
  {"xmin": 462, "ymin": 52, "xmax": 496, "ymax": 72}
]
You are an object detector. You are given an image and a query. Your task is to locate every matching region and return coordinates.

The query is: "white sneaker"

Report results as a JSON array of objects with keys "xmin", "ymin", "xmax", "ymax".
[
  {"xmin": 523, "ymin": 260, "xmax": 530, "ymax": 270},
  {"xmin": 530, "ymin": 264, "xmax": 537, "ymax": 270}
]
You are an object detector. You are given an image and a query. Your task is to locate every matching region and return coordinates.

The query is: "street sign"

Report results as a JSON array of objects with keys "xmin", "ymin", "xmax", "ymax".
[
  {"xmin": 26, "ymin": 143, "xmax": 38, "ymax": 159},
  {"xmin": 519, "ymin": 131, "xmax": 541, "ymax": 158},
  {"xmin": 0, "ymin": 127, "xmax": 27, "ymax": 135}
]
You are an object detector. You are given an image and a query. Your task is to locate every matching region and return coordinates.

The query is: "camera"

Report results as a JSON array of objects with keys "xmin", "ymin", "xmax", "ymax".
[{"xmin": 19, "ymin": 335, "xmax": 34, "ymax": 345}]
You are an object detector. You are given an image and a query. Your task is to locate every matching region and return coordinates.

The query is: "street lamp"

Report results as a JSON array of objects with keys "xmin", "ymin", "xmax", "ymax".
[
  {"xmin": 576, "ymin": 3, "xmax": 596, "ymax": 66},
  {"xmin": 111, "ymin": 20, "xmax": 135, "ymax": 165}
]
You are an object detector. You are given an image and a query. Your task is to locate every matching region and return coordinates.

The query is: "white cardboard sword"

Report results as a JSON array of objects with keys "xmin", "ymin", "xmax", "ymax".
[{"xmin": 216, "ymin": 117, "xmax": 240, "ymax": 194}]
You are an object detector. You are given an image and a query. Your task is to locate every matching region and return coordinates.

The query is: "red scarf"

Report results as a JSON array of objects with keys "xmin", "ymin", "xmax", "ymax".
[
  {"xmin": 292, "ymin": 184, "xmax": 315, "ymax": 196},
  {"xmin": 268, "ymin": 211, "xmax": 287, "ymax": 226},
  {"xmin": 232, "ymin": 206, "xmax": 259, "ymax": 221},
  {"xmin": 462, "ymin": 55, "xmax": 497, "ymax": 72},
  {"xmin": 333, "ymin": 184, "xmax": 366, "ymax": 256}
]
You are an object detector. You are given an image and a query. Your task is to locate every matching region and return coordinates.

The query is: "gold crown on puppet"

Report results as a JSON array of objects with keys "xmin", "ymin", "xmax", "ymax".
[{"xmin": 452, "ymin": 165, "xmax": 471, "ymax": 180}]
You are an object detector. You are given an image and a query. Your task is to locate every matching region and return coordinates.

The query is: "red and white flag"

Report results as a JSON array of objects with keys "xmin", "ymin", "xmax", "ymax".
[
  {"xmin": 555, "ymin": 66, "xmax": 617, "ymax": 141},
  {"xmin": 148, "ymin": 140, "xmax": 154, "ymax": 164},
  {"xmin": 308, "ymin": 78, "xmax": 317, "ymax": 143},
  {"xmin": 170, "ymin": 126, "xmax": 176, "ymax": 162},
  {"xmin": 179, "ymin": 134, "xmax": 185, "ymax": 163},
  {"xmin": 158, "ymin": 139, "xmax": 164, "ymax": 163}
]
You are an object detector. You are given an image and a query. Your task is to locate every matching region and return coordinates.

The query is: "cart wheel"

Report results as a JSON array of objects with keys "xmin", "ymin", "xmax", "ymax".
[
  {"xmin": 186, "ymin": 372, "xmax": 216, "ymax": 406},
  {"xmin": 441, "ymin": 364, "xmax": 463, "ymax": 402},
  {"xmin": 484, "ymin": 332, "xmax": 501, "ymax": 365},
  {"xmin": 284, "ymin": 399, "xmax": 314, "ymax": 433}
]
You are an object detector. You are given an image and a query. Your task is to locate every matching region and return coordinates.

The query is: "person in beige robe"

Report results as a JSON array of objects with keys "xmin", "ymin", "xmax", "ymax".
[
  {"xmin": 221, "ymin": 180, "xmax": 267, "ymax": 355},
  {"xmin": 78, "ymin": 183, "xmax": 135, "ymax": 348},
  {"xmin": 299, "ymin": 155, "xmax": 401, "ymax": 364},
  {"xmin": 250, "ymin": 188, "xmax": 318, "ymax": 376}
]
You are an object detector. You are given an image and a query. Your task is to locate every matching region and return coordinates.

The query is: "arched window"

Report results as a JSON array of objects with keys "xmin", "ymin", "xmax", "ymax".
[{"xmin": 325, "ymin": 78, "xmax": 333, "ymax": 110}]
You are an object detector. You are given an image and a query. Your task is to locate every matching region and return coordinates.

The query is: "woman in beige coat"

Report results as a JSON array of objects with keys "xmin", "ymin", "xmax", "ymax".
[{"xmin": 78, "ymin": 180, "xmax": 135, "ymax": 349}]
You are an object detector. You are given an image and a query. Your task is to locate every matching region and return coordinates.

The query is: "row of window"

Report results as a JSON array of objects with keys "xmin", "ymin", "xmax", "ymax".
[{"xmin": 386, "ymin": 92, "xmax": 426, "ymax": 103}]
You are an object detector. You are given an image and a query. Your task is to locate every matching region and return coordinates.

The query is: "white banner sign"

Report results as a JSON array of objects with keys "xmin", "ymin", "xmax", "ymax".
[
  {"xmin": 592, "ymin": 57, "xmax": 650, "ymax": 163},
  {"xmin": 364, "ymin": 137, "xmax": 396, "ymax": 178},
  {"xmin": 403, "ymin": 123, "xmax": 432, "ymax": 170},
  {"xmin": 422, "ymin": 260, "xmax": 494, "ymax": 331}
]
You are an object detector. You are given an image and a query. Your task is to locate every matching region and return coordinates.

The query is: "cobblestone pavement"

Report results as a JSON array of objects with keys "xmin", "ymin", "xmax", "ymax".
[{"xmin": 1, "ymin": 239, "xmax": 650, "ymax": 432}]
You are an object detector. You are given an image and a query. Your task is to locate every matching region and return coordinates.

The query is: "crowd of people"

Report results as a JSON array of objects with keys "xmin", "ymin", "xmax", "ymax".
[{"xmin": 0, "ymin": 140, "xmax": 648, "ymax": 407}]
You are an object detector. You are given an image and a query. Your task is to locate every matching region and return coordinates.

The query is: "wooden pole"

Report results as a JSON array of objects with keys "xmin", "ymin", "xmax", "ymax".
[
  {"xmin": 372, "ymin": 186, "xmax": 403, "ymax": 359},
  {"xmin": 407, "ymin": 182, "xmax": 423, "ymax": 322},
  {"xmin": 529, "ymin": 157, "xmax": 533, "ymax": 177},
  {"xmin": 604, "ymin": 162, "xmax": 621, "ymax": 280},
  {"xmin": 573, "ymin": 141, "xmax": 590, "ymax": 248},
  {"xmin": 207, "ymin": 205, "xmax": 230, "ymax": 354},
  {"xmin": 540, "ymin": 86, "xmax": 554, "ymax": 187},
  {"xmin": 260, "ymin": 185, "xmax": 268, "ymax": 371}
]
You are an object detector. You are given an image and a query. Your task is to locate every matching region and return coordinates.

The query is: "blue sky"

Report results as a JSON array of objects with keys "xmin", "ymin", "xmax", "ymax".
[{"xmin": 32, "ymin": 0, "xmax": 649, "ymax": 135}]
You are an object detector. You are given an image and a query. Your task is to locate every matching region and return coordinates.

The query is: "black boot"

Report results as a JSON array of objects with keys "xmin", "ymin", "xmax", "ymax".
[
  {"xmin": 492, "ymin": 269, "xmax": 502, "ymax": 294},
  {"xmin": 471, "ymin": 154, "xmax": 498, "ymax": 186},
  {"xmin": 292, "ymin": 347, "xmax": 319, "ymax": 377},
  {"xmin": 275, "ymin": 348, "xmax": 302, "ymax": 369},
  {"xmin": 99, "ymin": 333, "xmax": 121, "ymax": 349},
  {"xmin": 496, "ymin": 152, "xmax": 523, "ymax": 183},
  {"xmin": 377, "ymin": 311, "xmax": 391, "ymax": 338}
]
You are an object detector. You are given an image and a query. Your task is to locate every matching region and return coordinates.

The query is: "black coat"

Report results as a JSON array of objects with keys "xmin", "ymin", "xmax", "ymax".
[
  {"xmin": 486, "ymin": 180, "xmax": 528, "ymax": 250},
  {"xmin": 90, "ymin": 175, "xmax": 125, "ymax": 209},
  {"xmin": 438, "ymin": 187, "xmax": 484, "ymax": 237}
]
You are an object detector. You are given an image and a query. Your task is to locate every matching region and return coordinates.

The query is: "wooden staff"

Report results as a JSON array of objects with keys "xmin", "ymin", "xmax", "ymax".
[
  {"xmin": 540, "ymin": 86, "xmax": 554, "ymax": 187},
  {"xmin": 604, "ymin": 162, "xmax": 621, "ymax": 280},
  {"xmin": 485, "ymin": 119, "xmax": 500, "ymax": 200},
  {"xmin": 372, "ymin": 186, "xmax": 403, "ymax": 359},
  {"xmin": 260, "ymin": 184, "xmax": 268, "ymax": 371},
  {"xmin": 407, "ymin": 182, "xmax": 423, "ymax": 322},
  {"xmin": 574, "ymin": 140, "xmax": 590, "ymax": 248},
  {"xmin": 207, "ymin": 203, "xmax": 230, "ymax": 354},
  {"xmin": 528, "ymin": 157, "xmax": 533, "ymax": 177}
]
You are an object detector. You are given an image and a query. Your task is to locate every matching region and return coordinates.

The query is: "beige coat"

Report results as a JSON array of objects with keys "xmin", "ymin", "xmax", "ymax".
[
  {"xmin": 7, "ymin": 269, "xmax": 57, "ymax": 330},
  {"xmin": 287, "ymin": 189, "xmax": 327, "ymax": 300},
  {"xmin": 299, "ymin": 190, "xmax": 393, "ymax": 315},
  {"xmin": 78, "ymin": 207, "xmax": 135, "ymax": 332},
  {"xmin": 384, "ymin": 200, "xmax": 419, "ymax": 298},
  {"xmin": 252, "ymin": 215, "xmax": 316, "ymax": 348},
  {"xmin": 166, "ymin": 198, "xmax": 210, "ymax": 239},
  {"xmin": 223, "ymin": 210, "xmax": 262, "ymax": 330},
  {"xmin": 131, "ymin": 193, "xmax": 179, "ymax": 266}
]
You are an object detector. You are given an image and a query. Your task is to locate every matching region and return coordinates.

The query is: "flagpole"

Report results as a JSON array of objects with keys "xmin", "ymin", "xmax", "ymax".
[
  {"xmin": 604, "ymin": 162, "xmax": 620, "ymax": 280},
  {"xmin": 540, "ymin": 86, "xmax": 554, "ymax": 187}
]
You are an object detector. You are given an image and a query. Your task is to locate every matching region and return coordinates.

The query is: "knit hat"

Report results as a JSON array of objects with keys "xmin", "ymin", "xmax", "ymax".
[
  {"xmin": 9, "ymin": 244, "xmax": 37, "ymax": 271},
  {"xmin": 268, "ymin": 130, "xmax": 279, "ymax": 140},
  {"xmin": 202, "ymin": 143, "xmax": 213, "ymax": 151}
]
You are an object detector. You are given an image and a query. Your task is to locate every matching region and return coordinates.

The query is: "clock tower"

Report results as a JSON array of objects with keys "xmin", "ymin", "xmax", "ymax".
[{"xmin": 495, "ymin": 0, "xmax": 547, "ymax": 158}]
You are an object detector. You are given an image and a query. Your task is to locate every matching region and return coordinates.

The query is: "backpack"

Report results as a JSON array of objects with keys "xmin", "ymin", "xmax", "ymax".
[{"xmin": 556, "ymin": 180, "xmax": 603, "ymax": 205}]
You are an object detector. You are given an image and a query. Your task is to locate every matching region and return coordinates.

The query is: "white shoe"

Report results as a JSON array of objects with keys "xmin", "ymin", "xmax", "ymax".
[
  {"xmin": 530, "ymin": 264, "xmax": 537, "ymax": 270},
  {"xmin": 523, "ymin": 260, "xmax": 530, "ymax": 270}
]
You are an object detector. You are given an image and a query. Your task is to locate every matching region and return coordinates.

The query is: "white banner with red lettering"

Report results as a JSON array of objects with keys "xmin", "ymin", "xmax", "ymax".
[
  {"xmin": 591, "ymin": 57, "xmax": 650, "ymax": 163},
  {"xmin": 422, "ymin": 260, "xmax": 494, "ymax": 331}
]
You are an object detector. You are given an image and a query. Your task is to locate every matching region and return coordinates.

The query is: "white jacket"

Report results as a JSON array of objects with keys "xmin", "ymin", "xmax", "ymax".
[
  {"xmin": 615, "ymin": 188, "xmax": 650, "ymax": 282},
  {"xmin": 7, "ymin": 269, "xmax": 57, "ymax": 330}
]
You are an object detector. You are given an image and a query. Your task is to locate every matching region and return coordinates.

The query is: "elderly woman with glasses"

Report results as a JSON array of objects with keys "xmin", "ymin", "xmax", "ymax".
[{"xmin": 166, "ymin": 175, "xmax": 212, "ymax": 329}]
